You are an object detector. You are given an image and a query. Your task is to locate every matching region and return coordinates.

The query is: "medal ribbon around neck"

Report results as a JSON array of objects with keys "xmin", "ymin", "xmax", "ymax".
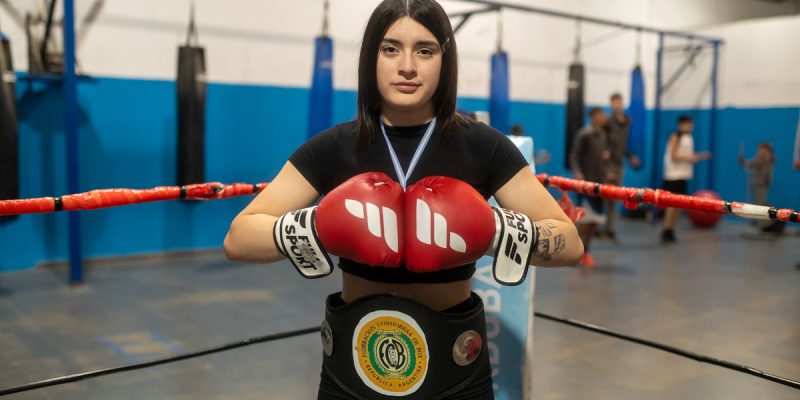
[{"xmin": 379, "ymin": 117, "xmax": 437, "ymax": 190}]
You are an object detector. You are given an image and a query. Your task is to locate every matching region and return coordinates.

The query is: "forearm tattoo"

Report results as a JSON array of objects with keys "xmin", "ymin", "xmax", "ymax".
[{"xmin": 533, "ymin": 221, "xmax": 566, "ymax": 262}]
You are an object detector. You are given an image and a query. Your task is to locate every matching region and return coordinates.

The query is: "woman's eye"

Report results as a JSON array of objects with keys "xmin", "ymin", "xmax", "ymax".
[
  {"xmin": 381, "ymin": 46, "xmax": 398, "ymax": 55},
  {"xmin": 418, "ymin": 48, "xmax": 434, "ymax": 57}
]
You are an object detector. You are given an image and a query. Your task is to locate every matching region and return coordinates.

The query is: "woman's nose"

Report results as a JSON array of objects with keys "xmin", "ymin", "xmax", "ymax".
[{"xmin": 398, "ymin": 53, "xmax": 416, "ymax": 75}]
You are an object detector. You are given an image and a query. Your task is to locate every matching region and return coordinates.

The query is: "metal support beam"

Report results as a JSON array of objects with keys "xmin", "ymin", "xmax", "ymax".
[
  {"xmin": 41, "ymin": 0, "xmax": 57, "ymax": 72},
  {"xmin": 77, "ymin": 0, "xmax": 106, "ymax": 49},
  {"xmin": 659, "ymin": 45, "xmax": 702, "ymax": 94},
  {"xmin": 457, "ymin": 0, "xmax": 723, "ymax": 43},
  {"xmin": 63, "ymin": 0, "xmax": 83, "ymax": 284},
  {"xmin": 453, "ymin": 13, "xmax": 473, "ymax": 34},
  {"xmin": 661, "ymin": 43, "xmax": 719, "ymax": 53},
  {"xmin": 707, "ymin": 41, "xmax": 720, "ymax": 190},
  {"xmin": 449, "ymin": 6, "xmax": 497, "ymax": 34},
  {"xmin": 448, "ymin": 6, "xmax": 497, "ymax": 19}
]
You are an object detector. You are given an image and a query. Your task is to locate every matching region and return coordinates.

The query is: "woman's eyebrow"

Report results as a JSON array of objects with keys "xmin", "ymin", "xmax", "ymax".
[{"xmin": 381, "ymin": 38, "xmax": 440, "ymax": 48}]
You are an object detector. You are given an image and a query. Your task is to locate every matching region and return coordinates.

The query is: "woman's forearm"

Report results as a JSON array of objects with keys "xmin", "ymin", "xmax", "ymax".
[
  {"xmin": 224, "ymin": 213, "xmax": 283, "ymax": 263},
  {"xmin": 226, "ymin": 213, "xmax": 583, "ymax": 267},
  {"xmin": 530, "ymin": 219, "xmax": 583, "ymax": 267}
]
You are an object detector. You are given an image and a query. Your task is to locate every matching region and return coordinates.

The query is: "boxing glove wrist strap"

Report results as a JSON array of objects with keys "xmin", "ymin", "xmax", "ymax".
[
  {"xmin": 273, "ymin": 207, "xmax": 334, "ymax": 278},
  {"xmin": 489, "ymin": 207, "xmax": 539, "ymax": 286}
]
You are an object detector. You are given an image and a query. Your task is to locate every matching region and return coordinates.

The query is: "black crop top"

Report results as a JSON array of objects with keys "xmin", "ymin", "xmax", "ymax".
[{"xmin": 288, "ymin": 119, "xmax": 529, "ymax": 283}]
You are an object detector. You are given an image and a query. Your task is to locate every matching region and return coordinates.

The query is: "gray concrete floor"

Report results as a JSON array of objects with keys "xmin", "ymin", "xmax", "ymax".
[{"xmin": 1, "ymin": 219, "xmax": 799, "ymax": 399}]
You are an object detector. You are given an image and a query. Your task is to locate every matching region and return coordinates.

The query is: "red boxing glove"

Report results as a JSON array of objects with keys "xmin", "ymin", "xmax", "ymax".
[
  {"xmin": 404, "ymin": 176, "xmax": 496, "ymax": 272},
  {"xmin": 276, "ymin": 172, "xmax": 535, "ymax": 284},
  {"xmin": 315, "ymin": 172, "xmax": 405, "ymax": 267}
]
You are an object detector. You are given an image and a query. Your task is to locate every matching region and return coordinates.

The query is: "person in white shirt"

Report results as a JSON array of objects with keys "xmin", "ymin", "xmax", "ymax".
[{"xmin": 661, "ymin": 115, "xmax": 711, "ymax": 243}]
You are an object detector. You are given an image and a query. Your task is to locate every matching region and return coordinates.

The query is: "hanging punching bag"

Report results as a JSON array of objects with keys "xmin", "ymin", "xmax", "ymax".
[
  {"xmin": 0, "ymin": 31, "xmax": 19, "ymax": 201},
  {"xmin": 564, "ymin": 62, "xmax": 584, "ymax": 169},
  {"xmin": 307, "ymin": 35, "xmax": 333, "ymax": 139},
  {"xmin": 308, "ymin": 1, "xmax": 333, "ymax": 139},
  {"xmin": 628, "ymin": 65, "xmax": 646, "ymax": 168},
  {"xmin": 176, "ymin": 6, "xmax": 206, "ymax": 186},
  {"xmin": 490, "ymin": 51, "xmax": 510, "ymax": 134}
]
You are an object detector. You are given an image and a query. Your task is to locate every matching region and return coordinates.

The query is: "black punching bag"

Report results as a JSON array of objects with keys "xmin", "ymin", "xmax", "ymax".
[
  {"xmin": 564, "ymin": 62, "xmax": 584, "ymax": 169},
  {"xmin": 0, "ymin": 32, "xmax": 19, "ymax": 200},
  {"xmin": 176, "ymin": 5, "xmax": 206, "ymax": 186}
]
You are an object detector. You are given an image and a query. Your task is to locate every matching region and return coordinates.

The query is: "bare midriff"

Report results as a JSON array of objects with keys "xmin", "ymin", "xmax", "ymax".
[{"xmin": 341, "ymin": 271, "xmax": 471, "ymax": 311}]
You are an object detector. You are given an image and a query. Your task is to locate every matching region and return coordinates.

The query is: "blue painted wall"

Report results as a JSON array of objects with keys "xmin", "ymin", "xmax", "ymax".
[
  {"xmin": 651, "ymin": 107, "xmax": 800, "ymax": 206},
  {"xmin": 1, "ymin": 76, "xmax": 798, "ymax": 271},
  {"xmin": 1, "ymin": 76, "xmax": 356, "ymax": 271}
]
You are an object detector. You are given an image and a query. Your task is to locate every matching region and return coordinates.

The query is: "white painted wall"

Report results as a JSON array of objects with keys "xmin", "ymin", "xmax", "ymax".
[
  {"xmin": 703, "ymin": 15, "xmax": 800, "ymax": 107},
  {"xmin": 657, "ymin": 14, "xmax": 800, "ymax": 109},
  {"xmin": 453, "ymin": 2, "xmax": 656, "ymax": 103},
  {"xmin": 649, "ymin": 0, "xmax": 800, "ymax": 29},
  {"xmin": 0, "ymin": 0, "xmax": 797, "ymax": 108}
]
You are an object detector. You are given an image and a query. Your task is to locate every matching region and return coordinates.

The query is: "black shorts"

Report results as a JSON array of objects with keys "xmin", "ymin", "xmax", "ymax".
[
  {"xmin": 318, "ymin": 293, "xmax": 494, "ymax": 400},
  {"xmin": 662, "ymin": 179, "xmax": 688, "ymax": 195}
]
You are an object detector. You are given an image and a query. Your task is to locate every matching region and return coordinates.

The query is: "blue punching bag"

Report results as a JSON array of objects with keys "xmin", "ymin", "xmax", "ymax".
[
  {"xmin": 307, "ymin": 35, "xmax": 333, "ymax": 139},
  {"xmin": 490, "ymin": 51, "xmax": 510, "ymax": 134},
  {"xmin": 628, "ymin": 65, "xmax": 646, "ymax": 167}
]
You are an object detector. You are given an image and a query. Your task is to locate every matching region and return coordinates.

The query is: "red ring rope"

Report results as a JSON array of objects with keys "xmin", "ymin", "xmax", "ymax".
[
  {"xmin": 538, "ymin": 175, "xmax": 798, "ymax": 223},
  {"xmin": 0, "ymin": 176, "xmax": 796, "ymax": 224},
  {"xmin": 0, "ymin": 183, "xmax": 267, "ymax": 215}
]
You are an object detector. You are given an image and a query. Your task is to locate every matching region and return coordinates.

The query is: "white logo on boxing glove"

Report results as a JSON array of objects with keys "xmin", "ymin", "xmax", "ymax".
[
  {"xmin": 273, "ymin": 207, "xmax": 333, "ymax": 278},
  {"xmin": 414, "ymin": 199, "xmax": 466, "ymax": 253},
  {"xmin": 344, "ymin": 199, "xmax": 399, "ymax": 253}
]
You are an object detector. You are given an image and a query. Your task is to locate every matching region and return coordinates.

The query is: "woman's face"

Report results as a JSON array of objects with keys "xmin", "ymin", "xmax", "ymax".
[{"xmin": 376, "ymin": 16, "xmax": 442, "ymax": 116}]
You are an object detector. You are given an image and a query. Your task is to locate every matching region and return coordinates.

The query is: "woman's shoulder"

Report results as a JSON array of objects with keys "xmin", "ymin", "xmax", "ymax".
[
  {"xmin": 317, "ymin": 119, "xmax": 357, "ymax": 139},
  {"xmin": 453, "ymin": 120, "xmax": 507, "ymax": 142},
  {"xmin": 303, "ymin": 120, "xmax": 358, "ymax": 150},
  {"xmin": 336, "ymin": 119, "xmax": 358, "ymax": 132}
]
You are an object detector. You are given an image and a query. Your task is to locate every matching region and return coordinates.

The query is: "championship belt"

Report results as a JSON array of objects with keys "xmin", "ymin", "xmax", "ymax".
[{"xmin": 321, "ymin": 293, "xmax": 489, "ymax": 400}]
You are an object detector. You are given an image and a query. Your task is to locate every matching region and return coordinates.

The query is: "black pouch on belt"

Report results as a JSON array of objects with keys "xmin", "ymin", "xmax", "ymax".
[{"xmin": 321, "ymin": 292, "xmax": 490, "ymax": 400}]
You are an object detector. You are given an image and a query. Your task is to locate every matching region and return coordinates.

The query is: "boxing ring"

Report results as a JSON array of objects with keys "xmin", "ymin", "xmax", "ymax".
[{"xmin": 1, "ymin": 169, "xmax": 798, "ymax": 398}]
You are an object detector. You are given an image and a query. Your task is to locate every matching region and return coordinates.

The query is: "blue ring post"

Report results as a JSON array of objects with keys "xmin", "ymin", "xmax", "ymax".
[
  {"xmin": 707, "ymin": 41, "xmax": 720, "ymax": 190},
  {"xmin": 63, "ymin": 0, "xmax": 83, "ymax": 284},
  {"xmin": 651, "ymin": 33, "xmax": 664, "ymax": 188}
]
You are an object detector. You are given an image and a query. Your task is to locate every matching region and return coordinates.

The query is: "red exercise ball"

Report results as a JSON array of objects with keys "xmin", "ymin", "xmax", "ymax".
[{"xmin": 686, "ymin": 190, "xmax": 722, "ymax": 228}]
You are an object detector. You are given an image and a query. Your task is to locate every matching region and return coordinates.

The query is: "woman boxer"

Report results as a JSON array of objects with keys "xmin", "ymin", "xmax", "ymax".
[{"xmin": 225, "ymin": 1, "xmax": 582, "ymax": 398}]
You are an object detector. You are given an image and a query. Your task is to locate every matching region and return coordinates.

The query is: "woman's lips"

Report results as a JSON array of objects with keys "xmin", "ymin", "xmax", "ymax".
[{"xmin": 394, "ymin": 83, "xmax": 420, "ymax": 94}]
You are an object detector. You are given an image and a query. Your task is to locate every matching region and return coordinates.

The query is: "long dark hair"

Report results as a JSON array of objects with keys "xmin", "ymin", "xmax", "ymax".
[
  {"xmin": 355, "ymin": 0, "xmax": 465, "ymax": 146},
  {"xmin": 676, "ymin": 115, "xmax": 692, "ymax": 137}
]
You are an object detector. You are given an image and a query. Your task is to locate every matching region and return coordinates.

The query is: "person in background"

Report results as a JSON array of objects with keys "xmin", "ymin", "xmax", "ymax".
[
  {"xmin": 661, "ymin": 115, "xmax": 711, "ymax": 243},
  {"xmin": 740, "ymin": 142, "xmax": 781, "ymax": 233},
  {"xmin": 510, "ymin": 124, "xmax": 550, "ymax": 165},
  {"xmin": 602, "ymin": 93, "xmax": 641, "ymax": 242},
  {"xmin": 569, "ymin": 108, "xmax": 612, "ymax": 267},
  {"xmin": 738, "ymin": 142, "xmax": 775, "ymax": 206}
]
